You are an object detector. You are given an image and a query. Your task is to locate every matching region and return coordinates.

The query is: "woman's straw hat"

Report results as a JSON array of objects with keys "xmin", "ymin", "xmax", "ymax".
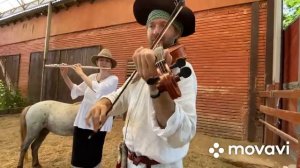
[{"xmin": 91, "ymin": 48, "xmax": 117, "ymax": 68}]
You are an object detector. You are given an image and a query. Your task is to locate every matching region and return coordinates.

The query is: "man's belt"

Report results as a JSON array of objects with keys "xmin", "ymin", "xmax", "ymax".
[{"xmin": 128, "ymin": 149, "xmax": 160, "ymax": 168}]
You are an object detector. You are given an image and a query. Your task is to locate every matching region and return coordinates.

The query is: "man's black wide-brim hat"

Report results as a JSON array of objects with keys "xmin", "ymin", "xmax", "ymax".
[{"xmin": 133, "ymin": 0, "xmax": 195, "ymax": 37}]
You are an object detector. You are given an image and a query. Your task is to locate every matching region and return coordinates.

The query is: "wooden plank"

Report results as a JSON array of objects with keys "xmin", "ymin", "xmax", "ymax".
[
  {"xmin": 12, "ymin": 55, "xmax": 20, "ymax": 87},
  {"xmin": 0, "ymin": 55, "xmax": 20, "ymax": 88},
  {"xmin": 44, "ymin": 50, "xmax": 61, "ymax": 101},
  {"xmin": 260, "ymin": 105, "xmax": 300, "ymax": 124},
  {"xmin": 259, "ymin": 90, "xmax": 300, "ymax": 98},
  {"xmin": 247, "ymin": 2, "xmax": 259, "ymax": 142},
  {"xmin": 263, "ymin": 85, "xmax": 279, "ymax": 145},
  {"xmin": 265, "ymin": 0, "xmax": 274, "ymax": 86},
  {"xmin": 259, "ymin": 119, "xmax": 298, "ymax": 144},
  {"xmin": 28, "ymin": 52, "xmax": 43, "ymax": 104},
  {"xmin": 259, "ymin": 91, "xmax": 271, "ymax": 97}
]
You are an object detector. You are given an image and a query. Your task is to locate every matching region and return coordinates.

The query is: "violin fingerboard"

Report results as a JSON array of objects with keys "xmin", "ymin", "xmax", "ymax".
[{"xmin": 154, "ymin": 46, "xmax": 165, "ymax": 62}]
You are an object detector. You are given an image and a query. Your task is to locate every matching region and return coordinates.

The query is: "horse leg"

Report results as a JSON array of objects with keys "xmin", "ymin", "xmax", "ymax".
[
  {"xmin": 17, "ymin": 136, "xmax": 36, "ymax": 168},
  {"xmin": 31, "ymin": 128, "xmax": 49, "ymax": 168}
]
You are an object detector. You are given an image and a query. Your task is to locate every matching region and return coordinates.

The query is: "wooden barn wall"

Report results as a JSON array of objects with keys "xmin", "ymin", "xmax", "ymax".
[
  {"xmin": 183, "ymin": 1, "xmax": 267, "ymax": 140},
  {"xmin": 0, "ymin": 55, "xmax": 20, "ymax": 88},
  {"xmin": 283, "ymin": 18, "xmax": 300, "ymax": 149},
  {"xmin": 27, "ymin": 46, "xmax": 100, "ymax": 104},
  {"xmin": 0, "ymin": 1, "xmax": 267, "ymax": 140},
  {"xmin": 192, "ymin": 5, "xmax": 250, "ymax": 140},
  {"xmin": 0, "ymin": 23, "xmax": 147, "ymax": 96}
]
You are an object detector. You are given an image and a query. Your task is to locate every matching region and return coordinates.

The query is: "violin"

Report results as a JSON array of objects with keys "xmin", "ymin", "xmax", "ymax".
[
  {"xmin": 109, "ymin": 0, "xmax": 188, "ymax": 112},
  {"xmin": 88, "ymin": 0, "xmax": 189, "ymax": 139},
  {"xmin": 147, "ymin": 44, "xmax": 191, "ymax": 99}
]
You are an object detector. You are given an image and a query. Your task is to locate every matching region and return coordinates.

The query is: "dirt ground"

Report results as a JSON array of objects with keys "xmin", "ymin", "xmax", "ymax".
[{"xmin": 0, "ymin": 114, "xmax": 295, "ymax": 168}]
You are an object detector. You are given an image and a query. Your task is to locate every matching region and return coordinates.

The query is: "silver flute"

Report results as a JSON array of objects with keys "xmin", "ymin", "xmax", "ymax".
[{"xmin": 45, "ymin": 64, "xmax": 110, "ymax": 70}]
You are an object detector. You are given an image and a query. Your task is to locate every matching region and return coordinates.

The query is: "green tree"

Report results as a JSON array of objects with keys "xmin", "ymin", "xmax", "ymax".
[{"xmin": 283, "ymin": 0, "xmax": 300, "ymax": 29}]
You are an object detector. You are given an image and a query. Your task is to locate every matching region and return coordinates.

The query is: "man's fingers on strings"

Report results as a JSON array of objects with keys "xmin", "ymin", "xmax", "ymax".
[
  {"xmin": 140, "ymin": 52, "xmax": 148, "ymax": 77},
  {"xmin": 133, "ymin": 53, "xmax": 141, "ymax": 76},
  {"xmin": 145, "ymin": 51, "xmax": 157, "ymax": 77},
  {"xmin": 164, "ymin": 49, "xmax": 173, "ymax": 66}
]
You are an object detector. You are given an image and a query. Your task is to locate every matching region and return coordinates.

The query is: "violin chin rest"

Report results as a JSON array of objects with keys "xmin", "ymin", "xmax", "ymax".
[
  {"xmin": 179, "ymin": 67, "xmax": 191, "ymax": 78},
  {"xmin": 146, "ymin": 77, "xmax": 160, "ymax": 85}
]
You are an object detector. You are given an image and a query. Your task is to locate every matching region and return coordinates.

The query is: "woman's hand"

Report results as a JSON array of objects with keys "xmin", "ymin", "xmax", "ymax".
[
  {"xmin": 72, "ymin": 64, "xmax": 84, "ymax": 76},
  {"xmin": 59, "ymin": 63, "xmax": 69, "ymax": 77}
]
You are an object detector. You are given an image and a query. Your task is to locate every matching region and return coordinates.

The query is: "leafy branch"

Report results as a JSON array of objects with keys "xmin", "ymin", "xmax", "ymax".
[{"xmin": 283, "ymin": 0, "xmax": 300, "ymax": 29}]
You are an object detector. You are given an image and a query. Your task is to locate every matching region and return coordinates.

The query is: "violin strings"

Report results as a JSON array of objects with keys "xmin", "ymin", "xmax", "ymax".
[{"xmin": 155, "ymin": 47, "xmax": 168, "ymax": 73}]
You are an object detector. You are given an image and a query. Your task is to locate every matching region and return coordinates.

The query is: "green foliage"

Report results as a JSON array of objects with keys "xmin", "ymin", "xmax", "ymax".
[
  {"xmin": 283, "ymin": 0, "xmax": 300, "ymax": 29},
  {"xmin": 0, "ymin": 80, "xmax": 28, "ymax": 110}
]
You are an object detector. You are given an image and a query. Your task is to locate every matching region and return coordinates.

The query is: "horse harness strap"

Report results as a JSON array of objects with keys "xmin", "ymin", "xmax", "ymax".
[{"xmin": 128, "ymin": 148, "xmax": 160, "ymax": 168}]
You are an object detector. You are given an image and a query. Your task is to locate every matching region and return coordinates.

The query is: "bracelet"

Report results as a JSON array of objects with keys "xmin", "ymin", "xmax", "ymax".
[{"xmin": 150, "ymin": 89, "xmax": 160, "ymax": 99}]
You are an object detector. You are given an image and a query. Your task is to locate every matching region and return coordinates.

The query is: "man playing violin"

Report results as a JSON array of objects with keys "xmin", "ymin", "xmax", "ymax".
[{"xmin": 86, "ymin": 0, "xmax": 197, "ymax": 167}]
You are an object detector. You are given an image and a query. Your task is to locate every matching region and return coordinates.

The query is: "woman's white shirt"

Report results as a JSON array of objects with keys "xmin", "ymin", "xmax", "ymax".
[{"xmin": 71, "ymin": 73, "xmax": 118, "ymax": 131}]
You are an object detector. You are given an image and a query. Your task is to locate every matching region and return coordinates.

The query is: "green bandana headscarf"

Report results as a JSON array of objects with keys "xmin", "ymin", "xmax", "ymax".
[{"xmin": 146, "ymin": 9, "xmax": 183, "ymax": 36}]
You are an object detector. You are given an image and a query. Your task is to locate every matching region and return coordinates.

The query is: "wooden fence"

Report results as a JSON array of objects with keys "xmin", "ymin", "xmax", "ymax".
[{"xmin": 259, "ymin": 86, "xmax": 300, "ymax": 166}]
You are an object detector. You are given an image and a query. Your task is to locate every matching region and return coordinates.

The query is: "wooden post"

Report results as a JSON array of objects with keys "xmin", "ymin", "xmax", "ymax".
[
  {"xmin": 247, "ymin": 1, "xmax": 259, "ymax": 142},
  {"xmin": 40, "ymin": 2, "xmax": 52, "ymax": 101},
  {"xmin": 297, "ymin": 137, "xmax": 300, "ymax": 168},
  {"xmin": 264, "ymin": 84, "xmax": 280, "ymax": 145}
]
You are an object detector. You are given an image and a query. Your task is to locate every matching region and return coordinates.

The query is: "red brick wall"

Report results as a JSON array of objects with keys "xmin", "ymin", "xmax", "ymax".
[
  {"xmin": 0, "ymin": 22, "xmax": 147, "ymax": 95},
  {"xmin": 0, "ymin": 0, "xmax": 268, "ymax": 140},
  {"xmin": 0, "ymin": 0, "xmax": 264, "ymax": 46}
]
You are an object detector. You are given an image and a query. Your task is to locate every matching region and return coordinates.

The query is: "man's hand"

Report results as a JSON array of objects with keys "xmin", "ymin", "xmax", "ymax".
[
  {"xmin": 132, "ymin": 47, "xmax": 157, "ymax": 81},
  {"xmin": 85, "ymin": 98, "xmax": 112, "ymax": 132},
  {"xmin": 132, "ymin": 47, "xmax": 173, "ymax": 81}
]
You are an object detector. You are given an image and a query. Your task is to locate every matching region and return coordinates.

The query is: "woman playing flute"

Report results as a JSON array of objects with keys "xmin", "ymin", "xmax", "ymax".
[{"xmin": 60, "ymin": 48, "xmax": 119, "ymax": 168}]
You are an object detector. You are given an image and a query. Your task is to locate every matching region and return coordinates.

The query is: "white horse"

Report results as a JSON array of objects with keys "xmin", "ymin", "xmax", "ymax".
[{"xmin": 17, "ymin": 100, "xmax": 80, "ymax": 168}]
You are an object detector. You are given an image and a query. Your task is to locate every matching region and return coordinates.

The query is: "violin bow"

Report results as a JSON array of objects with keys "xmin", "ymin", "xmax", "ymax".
[
  {"xmin": 88, "ymin": 0, "xmax": 185, "ymax": 139},
  {"xmin": 107, "ymin": 0, "xmax": 185, "ymax": 116}
]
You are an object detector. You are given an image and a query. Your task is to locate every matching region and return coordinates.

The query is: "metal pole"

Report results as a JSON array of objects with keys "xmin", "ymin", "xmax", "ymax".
[{"xmin": 40, "ymin": 2, "xmax": 52, "ymax": 101}]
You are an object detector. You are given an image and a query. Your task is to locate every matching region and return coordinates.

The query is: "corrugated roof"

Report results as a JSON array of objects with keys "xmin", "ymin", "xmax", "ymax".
[
  {"xmin": 0, "ymin": 0, "xmax": 87, "ymax": 26},
  {"xmin": 0, "ymin": 0, "xmax": 53, "ymax": 18}
]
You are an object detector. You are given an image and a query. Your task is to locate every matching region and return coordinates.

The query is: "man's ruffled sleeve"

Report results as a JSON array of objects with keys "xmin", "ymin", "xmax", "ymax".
[{"xmin": 150, "ymin": 63, "xmax": 197, "ymax": 148}]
